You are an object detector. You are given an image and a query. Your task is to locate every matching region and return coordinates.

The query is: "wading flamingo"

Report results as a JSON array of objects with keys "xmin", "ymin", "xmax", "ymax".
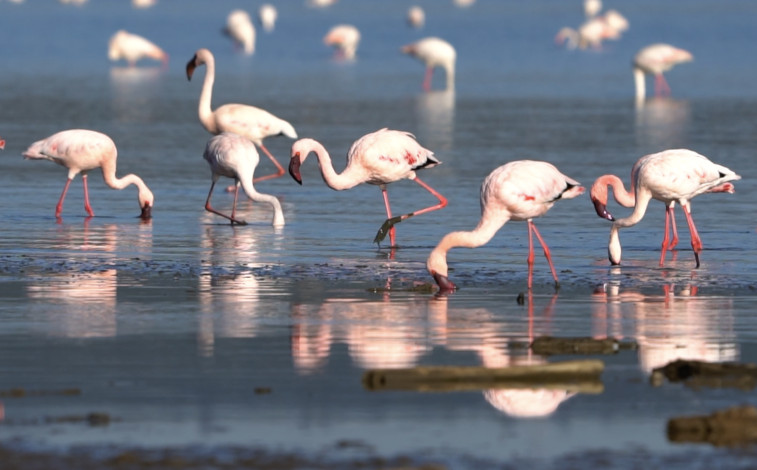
[
  {"xmin": 288, "ymin": 128, "xmax": 447, "ymax": 247},
  {"xmin": 427, "ymin": 161, "xmax": 584, "ymax": 292},
  {"xmin": 224, "ymin": 10, "xmax": 256, "ymax": 55},
  {"xmin": 186, "ymin": 48, "xmax": 298, "ymax": 188},
  {"xmin": 108, "ymin": 30, "xmax": 168, "ymax": 67},
  {"xmin": 633, "ymin": 44, "xmax": 693, "ymax": 103},
  {"xmin": 22, "ymin": 129, "xmax": 154, "ymax": 220},
  {"xmin": 203, "ymin": 133, "xmax": 284, "ymax": 226},
  {"xmin": 323, "ymin": 24, "xmax": 361, "ymax": 60},
  {"xmin": 590, "ymin": 149, "xmax": 739, "ymax": 268},
  {"xmin": 401, "ymin": 37, "xmax": 456, "ymax": 91}
]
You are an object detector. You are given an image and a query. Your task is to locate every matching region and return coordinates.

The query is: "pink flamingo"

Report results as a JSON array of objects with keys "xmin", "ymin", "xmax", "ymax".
[
  {"xmin": 427, "ymin": 161, "xmax": 584, "ymax": 292},
  {"xmin": 108, "ymin": 30, "xmax": 168, "ymax": 67},
  {"xmin": 22, "ymin": 129, "xmax": 154, "ymax": 220},
  {"xmin": 186, "ymin": 48, "xmax": 298, "ymax": 190},
  {"xmin": 224, "ymin": 10, "xmax": 256, "ymax": 55},
  {"xmin": 203, "ymin": 133, "xmax": 284, "ymax": 226},
  {"xmin": 288, "ymin": 128, "xmax": 447, "ymax": 247},
  {"xmin": 0, "ymin": 137, "xmax": 5, "ymax": 149},
  {"xmin": 633, "ymin": 44, "xmax": 693, "ymax": 103},
  {"xmin": 590, "ymin": 149, "xmax": 739, "ymax": 268},
  {"xmin": 323, "ymin": 25, "xmax": 361, "ymax": 60},
  {"xmin": 401, "ymin": 37, "xmax": 456, "ymax": 91}
]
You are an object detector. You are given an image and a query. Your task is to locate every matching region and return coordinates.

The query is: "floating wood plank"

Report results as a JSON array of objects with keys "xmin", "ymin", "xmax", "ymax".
[
  {"xmin": 668, "ymin": 405, "xmax": 757, "ymax": 447},
  {"xmin": 531, "ymin": 336, "xmax": 637, "ymax": 355}
]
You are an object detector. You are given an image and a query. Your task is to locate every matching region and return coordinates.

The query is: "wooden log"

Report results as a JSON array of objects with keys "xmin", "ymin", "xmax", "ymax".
[
  {"xmin": 668, "ymin": 405, "xmax": 757, "ymax": 447},
  {"xmin": 651, "ymin": 359, "xmax": 757, "ymax": 390},
  {"xmin": 531, "ymin": 336, "xmax": 636, "ymax": 355}
]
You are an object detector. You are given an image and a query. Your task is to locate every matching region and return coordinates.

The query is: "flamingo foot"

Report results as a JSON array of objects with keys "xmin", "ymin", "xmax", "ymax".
[
  {"xmin": 694, "ymin": 252, "xmax": 700, "ymax": 269},
  {"xmin": 374, "ymin": 215, "xmax": 404, "ymax": 245}
]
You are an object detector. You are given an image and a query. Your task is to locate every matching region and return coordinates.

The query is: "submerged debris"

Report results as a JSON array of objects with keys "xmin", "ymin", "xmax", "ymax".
[
  {"xmin": 0, "ymin": 388, "xmax": 81, "ymax": 398},
  {"xmin": 531, "ymin": 336, "xmax": 637, "ymax": 356},
  {"xmin": 651, "ymin": 359, "xmax": 757, "ymax": 390},
  {"xmin": 668, "ymin": 405, "xmax": 757, "ymax": 447}
]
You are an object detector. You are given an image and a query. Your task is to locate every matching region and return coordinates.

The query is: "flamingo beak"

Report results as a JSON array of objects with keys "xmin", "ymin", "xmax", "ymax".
[
  {"xmin": 432, "ymin": 271, "xmax": 457, "ymax": 293},
  {"xmin": 185, "ymin": 57, "xmax": 197, "ymax": 81},
  {"xmin": 0, "ymin": 139, "xmax": 4, "ymax": 150},
  {"xmin": 592, "ymin": 199, "xmax": 614, "ymax": 221},
  {"xmin": 289, "ymin": 154, "xmax": 303, "ymax": 185},
  {"xmin": 140, "ymin": 203, "xmax": 152, "ymax": 220}
]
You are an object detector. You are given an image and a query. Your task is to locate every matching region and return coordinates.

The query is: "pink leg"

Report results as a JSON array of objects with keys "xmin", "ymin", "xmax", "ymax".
[
  {"xmin": 527, "ymin": 221, "xmax": 535, "ymax": 290},
  {"xmin": 530, "ymin": 221, "xmax": 560, "ymax": 287},
  {"xmin": 654, "ymin": 73, "xmax": 671, "ymax": 96},
  {"xmin": 82, "ymin": 174, "xmax": 95, "ymax": 217},
  {"xmin": 373, "ymin": 177, "xmax": 448, "ymax": 245},
  {"xmin": 205, "ymin": 179, "xmax": 247, "ymax": 225},
  {"xmin": 225, "ymin": 143, "xmax": 286, "ymax": 192},
  {"xmin": 423, "ymin": 67, "xmax": 433, "ymax": 91},
  {"xmin": 380, "ymin": 186, "xmax": 397, "ymax": 247},
  {"xmin": 682, "ymin": 204, "xmax": 702, "ymax": 268},
  {"xmin": 56, "ymin": 178, "xmax": 73, "ymax": 218},
  {"xmin": 230, "ymin": 182, "xmax": 241, "ymax": 220}
]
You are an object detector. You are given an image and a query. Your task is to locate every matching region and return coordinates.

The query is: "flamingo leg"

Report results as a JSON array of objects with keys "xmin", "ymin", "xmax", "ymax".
[
  {"xmin": 654, "ymin": 73, "xmax": 671, "ymax": 97},
  {"xmin": 379, "ymin": 185, "xmax": 397, "ymax": 247},
  {"xmin": 423, "ymin": 67, "xmax": 433, "ymax": 91},
  {"xmin": 373, "ymin": 176, "xmax": 448, "ymax": 245},
  {"xmin": 82, "ymin": 174, "xmax": 95, "ymax": 217},
  {"xmin": 659, "ymin": 204, "xmax": 677, "ymax": 266},
  {"xmin": 205, "ymin": 179, "xmax": 247, "ymax": 225},
  {"xmin": 56, "ymin": 178, "xmax": 73, "ymax": 218},
  {"xmin": 527, "ymin": 221, "xmax": 535, "ymax": 290},
  {"xmin": 230, "ymin": 181, "xmax": 241, "ymax": 220},
  {"xmin": 225, "ymin": 142, "xmax": 286, "ymax": 192},
  {"xmin": 530, "ymin": 221, "xmax": 560, "ymax": 288},
  {"xmin": 681, "ymin": 203, "xmax": 702, "ymax": 268}
]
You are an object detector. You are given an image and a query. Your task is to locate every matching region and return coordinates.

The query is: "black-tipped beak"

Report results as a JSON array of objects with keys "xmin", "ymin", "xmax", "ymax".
[
  {"xmin": 592, "ymin": 199, "xmax": 614, "ymax": 221},
  {"xmin": 140, "ymin": 204, "xmax": 152, "ymax": 220},
  {"xmin": 289, "ymin": 155, "xmax": 302, "ymax": 185},
  {"xmin": 186, "ymin": 57, "xmax": 197, "ymax": 81},
  {"xmin": 432, "ymin": 272, "xmax": 457, "ymax": 293}
]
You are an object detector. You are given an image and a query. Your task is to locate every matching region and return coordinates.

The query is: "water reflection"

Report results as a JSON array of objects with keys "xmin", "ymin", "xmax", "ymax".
[
  {"xmin": 415, "ymin": 90, "xmax": 455, "ymax": 151},
  {"xmin": 634, "ymin": 97, "xmax": 691, "ymax": 152},
  {"xmin": 109, "ymin": 66, "xmax": 165, "ymax": 123}
]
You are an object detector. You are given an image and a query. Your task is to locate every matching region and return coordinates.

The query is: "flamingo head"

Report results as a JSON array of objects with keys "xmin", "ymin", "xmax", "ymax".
[
  {"xmin": 289, "ymin": 138, "xmax": 321, "ymax": 185},
  {"xmin": 138, "ymin": 187, "xmax": 154, "ymax": 220},
  {"xmin": 590, "ymin": 177, "xmax": 614, "ymax": 221},
  {"xmin": 431, "ymin": 271, "xmax": 457, "ymax": 293},
  {"xmin": 427, "ymin": 249, "xmax": 457, "ymax": 293},
  {"xmin": 0, "ymin": 138, "xmax": 4, "ymax": 150},
  {"xmin": 186, "ymin": 48, "xmax": 211, "ymax": 81},
  {"xmin": 400, "ymin": 43, "xmax": 418, "ymax": 57},
  {"xmin": 289, "ymin": 152, "xmax": 303, "ymax": 185}
]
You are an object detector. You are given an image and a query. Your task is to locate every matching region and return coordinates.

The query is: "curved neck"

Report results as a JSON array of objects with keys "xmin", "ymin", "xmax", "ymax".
[
  {"xmin": 633, "ymin": 67, "xmax": 646, "ymax": 104},
  {"xmin": 592, "ymin": 174, "xmax": 635, "ymax": 208},
  {"xmin": 444, "ymin": 63, "xmax": 455, "ymax": 90},
  {"xmin": 198, "ymin": 56, "xmax": 218, "ymax": 134},
  {"xmin": 239, "ymin": 179, "xmax": 284, "ymax": 226},
  {"xmin": 427, "ymin": 213, "xmax": 508, "ymax": 276},
  {"xmin": 102, "ymin": 162, "xmax": 147, "ymax": 194},
  {"xmin": 308, "ymin": 143, "xmax": 360, "ymax": 191}
]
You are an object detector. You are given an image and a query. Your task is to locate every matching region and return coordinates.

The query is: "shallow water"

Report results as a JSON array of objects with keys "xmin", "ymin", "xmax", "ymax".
[{"xmin": 1, "ymin": 0, "xmax": 757, "ymax": 468}]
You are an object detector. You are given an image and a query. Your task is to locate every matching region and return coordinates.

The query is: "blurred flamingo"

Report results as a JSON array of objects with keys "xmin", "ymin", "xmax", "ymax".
[
  {"xmin": 288, "ymin": 128, "xmax": 447, "ymax": 247},
  {"xmin": 108, "ymin": 30, "xmax": 168, "ymax": 67},
  {"xmin": 401, "ymin": 37, "xmax": 456, "ymax": 91},
  {"xmin": 584, "ymin": 0, "xmax": 601, "ymax": 18},
  {"xmin": 22, "ymin": 129, "xmax": 154, "ymax": 219},
  {"xmin": 427, "ymin": 161, "xmax": 584, "ymax": 292},
  {"xmin": 224, "ymin": 9, "xmax": 256, "ymax": 55},
  {"xmin": 0, "ymin": 137, "xmax": 5, "ymax": 150},
  {"xmin": 258, "ymin": 4, "xmax": 277, "ymax": 32},
  {"xmin": 323, "ymin": 24, "xmax": 361, "ymax": 60},
  {"xmin": 407, "ymin": 6, "xmax": 425, "ymax": 29},
  {"xmin": 186, "ymin": 48, "xmax": 297, "ymax": 186},
  {"xmin": 633, "ymin": 44, "xmax": 693, "ymax": 103},
  {"xmin": 590, "ymin": 149, "xmax": 739, "ymax": 267},
  {"xmin": 203, "ymin": 133, "xmax": 284, "ymax": 226}
]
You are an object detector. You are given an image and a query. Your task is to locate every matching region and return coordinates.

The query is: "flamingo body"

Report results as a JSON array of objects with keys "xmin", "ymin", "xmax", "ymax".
[
  {"xmin": 186, "ymin": 48, "xmax": 297, "ymax": 183},
  {"xmin": 590, "ymin": 149, "xmax": 739, "ymax": 267},
  {"xmin": 225, "ymin": 10, "xmax": 256, "ymax": 55},
  {"xmin": 289, "ymin": 128, "xmax": 447, "ymax": 246},
  {"xmin": 22, "ymin": 129, "xmax": 154, "ymax": 219},
  {"xmin": 108, "ymin": 30, "xmax": 168, "ymax": 66},
  {"xmin": 324, "ymin": 24, "xmax": 361, "ymax": 60},
  {"xmin": 401, "ymin": 37, "xmax": 456, "ymax": 91},
  {"xmin": 203, "ymin": 133, "xmax": 284, "ymax": 226},
  {"xmin": 258, "ymin": 4, "xmax": 277, "ymax": 32},
  {"xmin": 407, "ymin": 6, "xmax": 425, "ymax": 29},
  {"xmin": 427, "ymin": 161, "xmax": 584, "ymax": 292},
  {"xmin": 633, "ymin": 44, "xmax": 693, "ymax": 103}
]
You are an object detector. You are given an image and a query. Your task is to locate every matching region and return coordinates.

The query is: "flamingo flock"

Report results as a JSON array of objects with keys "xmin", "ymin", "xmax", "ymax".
[{"xmin": 4, "ymin": 1, "xmax": 744, "ymax": 296}]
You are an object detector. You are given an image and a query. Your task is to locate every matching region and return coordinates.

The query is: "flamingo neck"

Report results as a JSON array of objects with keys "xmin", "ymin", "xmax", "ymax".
[
  {"xmin": 307, "ymin": 142, "xmax": 359, "ymax": 191},
  {"xmin": 198, "ymin": 56, "xmax": 218, "ymax": 134},
  {"xmin": 633, "ymin": 67, "xmax": 646, "ymax": 104},
  {"xmin": 427, "ymin": 213, "xmax": 508, "ymax": 277},
  {"xmin": 591, "ymin": 174, "xmax": 635, "ymax": 208},
  {"xmin": 444, "ymin": 62, "xmax": 455, "ymax": 90},
  {"xmin": 238, "ymin": 178, "xmax": 285, "ymax": 226}
]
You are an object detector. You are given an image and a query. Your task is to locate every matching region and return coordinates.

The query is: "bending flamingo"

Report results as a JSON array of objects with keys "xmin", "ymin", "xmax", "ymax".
[
  {"xmin": 633, "ymin": 44, "xmax": 693, "ymax": 103},
  {"xmin": 323, "ymin": 25, "xmax": 361, "ymax": 60},
  {"xmin": 590, "ymin": 149, "xmax": 739, "ymax": 268},
  {"xmin": 203, "ymin": 133, "xmax": 284, "ymax": 226},
  {"xmin": 427, "ymin": 161, "xmax": 584, "ymax": 292},
  {"xmin": 186, "ymin": 48, "xmax": 298, "ymax": 189},
  {"xmin": 224, "ymin": 9, "xmax": 256, "ymax": 55},
  {"xmin": 401, "ymin": 37, "xmax": 456, "ymax": 91},
  {"xmin": 108, "ymin": 30, "xmax": 168, "ymax": 67},
  {"xmin": 288, "ymin": 128, "xmax": 447, "ymax": 247},
  {"xmin": 22, "ymin": 129, "xmax": 154, "ymax": 220}
]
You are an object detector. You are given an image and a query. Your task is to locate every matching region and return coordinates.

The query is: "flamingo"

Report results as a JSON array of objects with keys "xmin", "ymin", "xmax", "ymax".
[
  {"xmin": 131, "ymin": 0, "xmax": 156, "ymax": 8},
  {"xmin": 633, "ymin": 44, "xmax": 693, "ymax": 103},
  {"xmin": 584, "ymin": 0, "xmax": 602, "ymax": 18},
  {"xmin": 224, "ymin": 10, "xmax": 256, "ymax": 55},
  {"xmin": 258, "ymin": 4, "xmax": 277, "ymax": 32},
  {"xmin": 407, "ymin": 6, "xmax": 425, "ymax": 29},
  {"xmin": 22, "ymin": 129, "xmax": 154, "ymax": 220},
  {"xmin": 427, "ymin": 161, "xmax": 584, "ymax": 292},
  {"xmin": 401, "ymin": 37, "xmax": 456, "ymax": 92},
  {"xmin": 323, "ymin": 25, "xmax": 361, "ymax": 60},
  {"xmin": 108, "ymin": 30, "xmax": 168, "ymax": 67},
  {"xmin": 0, "ymin": 137, "xmax": 5, "ymax": 150},
  {"xmin": 288, "ymin": 128, "xmax": 447, "ymax": 247},
  {"xmin": 590, "ymin": 149, "xmax": 740, "ymax": 268},
  {"xmin": 186, "ymin": 48, "xmax": 298, "ymax": 190},
  {"xmin": 203, "ymin": 133, "xmax": 284, "ymax": 226}
]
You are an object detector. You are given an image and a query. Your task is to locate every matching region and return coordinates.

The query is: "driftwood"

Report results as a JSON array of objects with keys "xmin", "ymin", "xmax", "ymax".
[
  {"xmin": 362, "ymin": 359, "xmax": 604, "ymax": 393},
  {"xmin": 530, "ymin": 336, "xmax": 637, "ymax": 356},
  {"xmin": 668, "ymin": 405, "xmax": 757, "ymax": 447},
  {"xmin": 651, "ymin": 359, "xmax": 757, "ymax": 390}
]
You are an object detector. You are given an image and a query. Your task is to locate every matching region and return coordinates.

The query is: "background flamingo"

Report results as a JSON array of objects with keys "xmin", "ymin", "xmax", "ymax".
[
  {"xmin": 633, "ymin": 44, "xmax": 693, "ymax": 103},
  {"xmin": 186, "ymin": 48, "xmax": 298, "ymax": 187},
  {"xmin": 590, "ymin": 149, "xmax": 739, "ymax": 267},
  {"xmin": 203, "ymin": 133, "xmax": 284, "ymax": 226},
  {"xmin": 401, "ymin": 37, "xmax": 456, "ymax": 91},
  {"xmin": 0, "ymin": 137, "xmax": 4, "ymax": 150},
  {"xmin": 407, "ymin": 6, "xmax": 425, "ymax": 29},
  {"xmin": 224, "ymin": 10, "xmax": 256, "ymax": 55},
  {"xmin": 258, "ymin": 4, "xmax": 277, "ymax": 32},
  {"xmin": 22, "ymin": 129, "xmax": 154, "ymax": 220},
  {"xmin": 288, "ymin": 128, "xmax": 447, "ymax": 247},
  {"xmin": 427, "ymin": 161, "xmax": 584, "ymax": 292},
  {"xmin": 108, "ymin": 30, "xmax": 168, "ymax": 67},
  {"xmin": 323, "ymin": 25, "xmax": 361, "ymax": 60}
]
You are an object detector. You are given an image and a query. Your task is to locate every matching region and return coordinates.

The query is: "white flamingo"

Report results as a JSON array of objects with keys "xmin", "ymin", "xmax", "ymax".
[
  {"xmin": 224, "ymin": 9, "xmax": 256, "ymax": 55},
  {"xmin": 401, "ymin": 37, "xmax": 456, "ymax": 91},
  {"xmin": 323, "ymin": 24, "xmax": 361, "ymax": 60},
  {"xmin": 258, "ymin": 4, "xmax": 277, "ymax": 32},
  {"xmin": 633, "ymin": 44, "xmax": 693, "ymax": 103},
  {"xmin": 108, "ymin": 30, "xmax": 168, "ymax": 67}
]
